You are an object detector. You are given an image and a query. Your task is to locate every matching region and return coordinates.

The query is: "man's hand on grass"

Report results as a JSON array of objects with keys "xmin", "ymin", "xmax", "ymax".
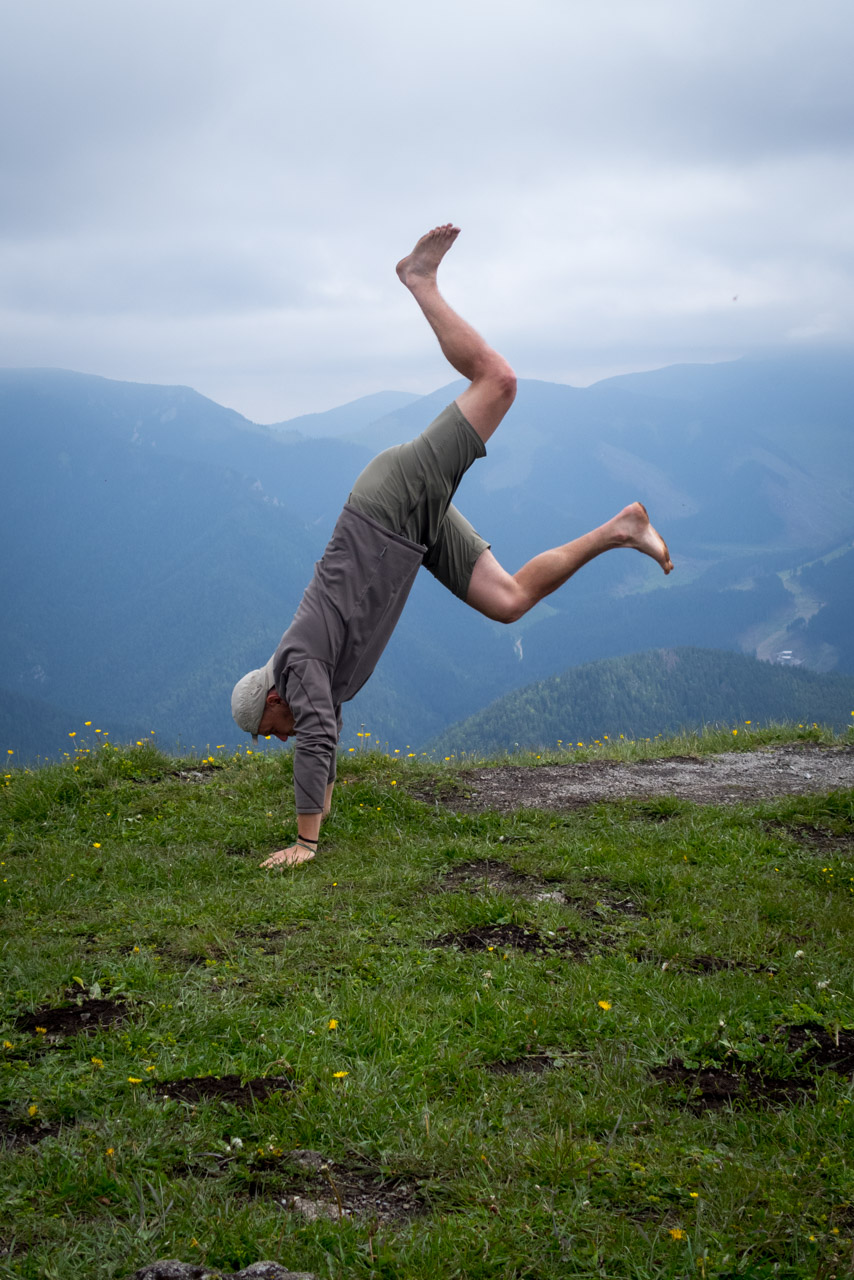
[{"xmin": 260, "ymin": 844, "xmax": 315, "ymax": 869}]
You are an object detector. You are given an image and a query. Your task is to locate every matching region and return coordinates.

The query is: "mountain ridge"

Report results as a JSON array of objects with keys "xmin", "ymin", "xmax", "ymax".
[{"xmin": 3, "ymin": 350, "xmax": 853, "ymax": 758}]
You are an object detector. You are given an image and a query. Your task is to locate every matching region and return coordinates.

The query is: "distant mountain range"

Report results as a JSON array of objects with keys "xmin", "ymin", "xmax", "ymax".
[
  {"xmin": 433, "ymin": 647, "xmax": 854, "ymax": 754},
  {"xmin": 2, "ymin": 349, "xmax": 853, "ymax": 760}
]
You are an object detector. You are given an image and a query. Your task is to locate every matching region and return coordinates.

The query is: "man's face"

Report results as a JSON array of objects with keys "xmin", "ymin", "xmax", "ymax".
[{"xmin": 257, "ymin": 692, "xmax": 295, "ymax": 742}]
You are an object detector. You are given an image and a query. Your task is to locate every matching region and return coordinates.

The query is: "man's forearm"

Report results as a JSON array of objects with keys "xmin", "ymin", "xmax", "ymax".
[
  {"xmin": 296, "ymin": 782, "xmax": 334, "ymax": 842},
  {"xmin": 297, "ymin": 811, "xmax": 323, "ymax": 844}
]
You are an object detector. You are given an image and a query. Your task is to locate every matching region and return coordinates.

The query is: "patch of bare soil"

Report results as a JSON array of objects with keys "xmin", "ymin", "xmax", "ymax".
[
  {"xmin": 128, "ymin": 1263, "xmax": 315, "ymax": 1280},
  {"xmin": 486, "ymin": 1053, "xmax": 555, "ymax": 1075},
  {"xmin": 652, "ymin": 1061, "xmax": 812, "ymax": 1111},
  {"xmin": 783, "ymin": 1023, "xmax": 854, "ymax": 1073},
  {"xmin": 437, "ymin": 858, "xmax": 569, "ymax": 903},
  {"xmin": 156, "ymin": 1075, "xmax": 295, "ymax": 1106},
  {"xmin": 0, "ymin": 1105, "xmax": 64, "ymax": 1148},
  {"xmin": 565, "ymin": 881, "xmax": 645, "ymax": 919},
  {"xmin": 15, "ymin": 996, "xmax": 127, "ymax": 1038},
  {"xmin": 636, "ymin": 951, "xmax": 776, "ymax": 974},
  {"xmin": 234, "ymin": 925, "xmax": 303, "ymax": 955},
  {"xmin": 430, "ymin": 744, "xmax": 854, "ymax": 813},
  {"xmin": 427, "ymin": 922, "xmax": 586, "ymax": 957},
  {"xmin": 156, "ymin": 940, "xmax": 226, "ymax": 966},
  {"xmin": 435, "ymin": 860, "xmax": 644, "ymax": 920},
  {"xmin": 652, "ymin": 1022, "xmax": 854, "ymax": 1111},
  {"xmin": 248, "ymin": 1149, "xmax": 428, "ymax": 1223},
  {"xmin": 764, "ymin": 820, "xmax": 854, "ymax": 856},
  {"xmin": 171, "ymin": 764, "xmax": 221, "ymax": 784}
]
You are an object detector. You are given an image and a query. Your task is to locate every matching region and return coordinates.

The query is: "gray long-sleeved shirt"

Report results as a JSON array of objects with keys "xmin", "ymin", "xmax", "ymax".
[{"xmin": 271, "ymin": 503, "xmax": 425, "ymax": 812}]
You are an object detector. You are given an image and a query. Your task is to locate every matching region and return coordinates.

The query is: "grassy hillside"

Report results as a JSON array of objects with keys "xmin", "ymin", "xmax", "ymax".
[
  {"xmin": 435, "ymin": 647, "xmax": 854, "ymax": 754},
  {"xmin": 1, "ymin": 727, "xmax": 853, "ymax": 1278}
]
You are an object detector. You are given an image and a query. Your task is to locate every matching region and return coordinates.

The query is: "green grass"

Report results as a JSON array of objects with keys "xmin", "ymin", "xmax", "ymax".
[{"xmin": 1, "ymin": 724, "xmax": 853, "ymax": 1279}]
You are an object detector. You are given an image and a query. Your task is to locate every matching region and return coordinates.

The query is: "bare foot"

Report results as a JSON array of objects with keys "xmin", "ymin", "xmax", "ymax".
[
  {"xmin": 396, "ymin": 224, "xmax": 460, "ymax": 288},
  {"xmin": 611, "ymin": 502, "xmax": 674, "ymax": 574},
  {"xmin": 260, "ymin": 845, "xmax": 315, "ymax": 870}
]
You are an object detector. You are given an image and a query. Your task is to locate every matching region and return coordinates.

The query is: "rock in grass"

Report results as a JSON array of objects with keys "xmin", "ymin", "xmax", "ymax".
[{"xmin": 126, "ymin": 1262, "xmax": 317, "ymax": 1280}]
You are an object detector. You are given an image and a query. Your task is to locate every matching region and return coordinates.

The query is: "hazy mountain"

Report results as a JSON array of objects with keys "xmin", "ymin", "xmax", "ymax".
[
  {"xmin": 268, "ymin": 390, "xmax": 420, "ymax": 438},
  {"xmin": 434, "ymin": 647, "xmax": 854, "ymax": 754},
  {"xmin": 0, "ymin": 686, "xmax": 141, "ymax": 765},
  {"xmin": 2, "ymin": 350, "xmax": 853, "ymax": 760}
]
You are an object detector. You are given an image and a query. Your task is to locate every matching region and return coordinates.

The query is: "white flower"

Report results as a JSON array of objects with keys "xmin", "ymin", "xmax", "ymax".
[
  {"xmin": 794, "ymin": 950, "xmax": 805, "ymax": 959},
  {"xmin": 817, "ymin": 980, "xmax": 830, "ymax": 989}
]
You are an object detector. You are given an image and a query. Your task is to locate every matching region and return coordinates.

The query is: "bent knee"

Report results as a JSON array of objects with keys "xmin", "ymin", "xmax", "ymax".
[
  {"xmin": 497, "ymin": 597, "xmax": 526, "ymax": 624},
  {"xmin": 487, "ymin": 584, "xmax": 529, "ymax": 625},
  {"xmin": 474, "ymin": 358, "xmax": 516, "ymax": 405},
  {"xmin": 493, "ymin": 362, "xmax": 517, "ymax": 406}
]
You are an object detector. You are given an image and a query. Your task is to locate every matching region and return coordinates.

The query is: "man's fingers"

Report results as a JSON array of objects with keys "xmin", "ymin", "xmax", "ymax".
[{"xmin": 260, "ymin": 846, "xmax": 315, "ymax": 869}]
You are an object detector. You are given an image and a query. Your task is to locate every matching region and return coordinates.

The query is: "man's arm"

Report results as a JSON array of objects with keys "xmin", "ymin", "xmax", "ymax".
[{"xmin": 259, "ymin": 782, "xmax": 334, "ymax": 868}]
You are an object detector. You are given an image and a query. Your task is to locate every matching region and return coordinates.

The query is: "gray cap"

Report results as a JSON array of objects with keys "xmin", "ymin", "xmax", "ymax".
[{"xmin": 231, "ymin": 657, "xmax": 277, "ymax": 743}]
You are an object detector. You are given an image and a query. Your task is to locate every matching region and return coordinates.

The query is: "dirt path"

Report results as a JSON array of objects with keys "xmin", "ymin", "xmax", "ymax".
[{"xmin": 432, "ymin": 743, "xmax": 854, "ymax": 813}]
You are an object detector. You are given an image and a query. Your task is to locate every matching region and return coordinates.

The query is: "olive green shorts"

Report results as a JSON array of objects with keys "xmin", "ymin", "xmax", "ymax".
[{"xmin": 347, "ymin": 401, "xmax": 490, "ymax": 600}]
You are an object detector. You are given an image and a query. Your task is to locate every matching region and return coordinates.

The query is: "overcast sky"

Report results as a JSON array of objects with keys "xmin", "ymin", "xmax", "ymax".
[{"xmin": 2, "ymin": 0, "xmax": 852, "ymax": 422}]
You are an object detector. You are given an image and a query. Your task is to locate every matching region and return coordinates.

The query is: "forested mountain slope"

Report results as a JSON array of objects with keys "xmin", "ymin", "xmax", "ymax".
[{"xmin": 435, "ymin": 648, "xmax": 854, "ymax": 754}]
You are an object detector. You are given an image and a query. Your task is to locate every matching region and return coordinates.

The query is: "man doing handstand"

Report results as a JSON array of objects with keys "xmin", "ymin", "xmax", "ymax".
[{"xmin": 231, "ymin": 225, "xmax": 673, "ymax": 868}]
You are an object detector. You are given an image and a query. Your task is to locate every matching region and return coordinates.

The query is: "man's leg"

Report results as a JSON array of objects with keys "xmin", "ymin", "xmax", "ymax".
[
  {"xmin": 397, "ymin": 225, "xmax": 516, "ymax": 445},
  {"xmin": 466, "ymin": 503, "xmax": 673, "ymax": 623},
  {"xmin": 398, "ymin": 226, "xmax": 673, "ymax": 617}
]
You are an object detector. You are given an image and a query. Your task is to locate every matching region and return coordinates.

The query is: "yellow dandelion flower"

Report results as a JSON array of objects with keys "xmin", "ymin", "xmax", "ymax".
[
  {"xmin": 105, "ymin": 1147, "xmax": 115, "ymax": 1156},
  {"xmin": 2, "ymin": 1040, "xmax": 12, "ymax": 1050},
  {"xmin": 35, "ymin": 1026, "xmax": 47, "ymax": 1035},
  {"xmin": 332, "ymin": 1070, "xmax": 349, "ymax": 1078},
  {"xmin": 669, "ymin": 1227, "xmax": 686, "ymax": 1241},
  {"xmin": 91, "ymin": 1057, "xmax": 104, "ymax": 1068},
  {"xmin": 85, "ymin": 721, "xmax": 91, "ymax": 726},
  {"xmin": 28, "ymin": 1104, "xmax": 38, "ymax": 1117},
  {"xmin": 127, "ymin": 1076, "xmax": 143, "ymax": 1084},
  {"xmin": 689, "ymin": 1191, "xmax": 699, "ymax": 1198},
  {"xmin": 69, "ymin": 732, "xmax": 76, "ymax": 738},
  {"xmin": 732, "ymin": 728, "xmax": 738, "ymax": 736},
  {"xmin": 598, "ymin": 1000, "xmax": 612, "ymax": 1011},
  {"xmin": 328, "ymin": 1019, "xmax": 338, "ymax": 1029},
  {"xmin": 93, "ymin": 842, "xmax": 101, "ymax": 848},
  {"xmin": 145, "ymin": 1065, "xmax": 156, "ymax": 1072}
]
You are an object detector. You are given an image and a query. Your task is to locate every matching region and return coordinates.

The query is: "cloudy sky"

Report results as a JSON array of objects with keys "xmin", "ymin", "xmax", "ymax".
[{"xmin": 2, "ymin": 0, "xmax": 852, "ymax": 422}]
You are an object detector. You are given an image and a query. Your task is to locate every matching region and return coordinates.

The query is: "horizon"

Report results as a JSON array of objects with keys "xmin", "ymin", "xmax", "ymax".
[{"xmin": 3, "ymin": 341, "xmax": 853, "ymax": 426}]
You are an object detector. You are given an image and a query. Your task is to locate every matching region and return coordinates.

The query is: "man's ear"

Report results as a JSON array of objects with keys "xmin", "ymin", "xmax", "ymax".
[{"xmin": 265, "ymin": 689, "xmax": 282, "ymax": 707}]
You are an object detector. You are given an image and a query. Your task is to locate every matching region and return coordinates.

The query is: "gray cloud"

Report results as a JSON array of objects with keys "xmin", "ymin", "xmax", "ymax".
[{"xmin": 1, "ymin": 0, "xmax": 852, "ymax": 420}]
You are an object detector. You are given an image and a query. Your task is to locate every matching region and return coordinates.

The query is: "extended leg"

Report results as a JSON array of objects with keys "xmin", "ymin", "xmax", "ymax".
[
  {"xmin": 467, "ymin": 502, "xmax": 673, "ymax": 623},
  {"xmin": 397, "ymin": 225, "xmax": 516, "ymax": 445}
]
